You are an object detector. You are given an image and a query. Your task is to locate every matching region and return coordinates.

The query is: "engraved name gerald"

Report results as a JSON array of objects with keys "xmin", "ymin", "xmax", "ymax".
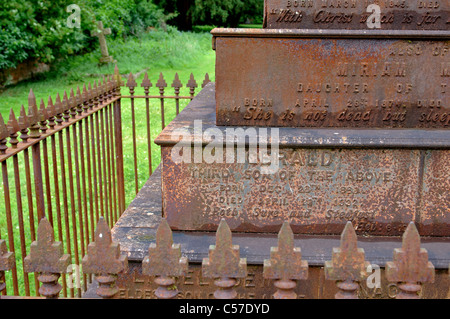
[{"xmin": 162, "ymin": 147, "xmax": 422, "ymax": 235}]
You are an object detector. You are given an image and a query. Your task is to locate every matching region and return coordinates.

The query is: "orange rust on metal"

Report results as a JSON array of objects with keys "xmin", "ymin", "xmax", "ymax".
[
  {"xmin": 386, "ymin": 222, "xmax": 435, "ymax": 299},
  {"xmin": 7, "ymin": 110, "xmax": 20, "ymax": 149},
  {"xmin": 420, "ymin": 150, "xmax": 450, "ymax": 236},
  {"xmin": 214, "ymin": 34, "xmax": 450, "ymax": 128},
  {"xmin": 202, "ymin": 219, "xmax": 247, "ymax": 299},
  {"xmin": 263, "ymin": 221, "xmax": 308, "ymax": 299},
  {"xmin": 23, "ymin": 218, "xmax": 70, "ymax": 298},
  {"xmin": 27, "ymin": 89, "xmax": 40, "ymax": 134},
  {"xmin": 156, "ymin": 73, "xmax": 168, "ymax": 129},
  {"xmin": 142, "ymin": 219, "xmax": 188, "ymax": 299},
  {"xmin": 38, "ymin": 99, "xmax": 48, "ymax": 133},
  {"xmin": 141, "ymin": 72, "xmax": 153, "ymax": 89},
  {"xmin": 114, "ymin": 262, "xmax": 450, "ymax": 299},
  {"xmin": 156, "ymin": 72, "xmax": 168, "ymax": 90},
  {"xmin": 120, "ymin": 95, "xmax": 194, "ymax": 99},
  {"xmin": 161, "ymin": 145, "xmax": 442, "ymax": 236},
  {"xmin": 263, "ymin": 0, "xmax": 449, "ymax": 30},
  {"xmin": 82, "ymin": 217, "xmax": 128, "ymax": 298},
  {"xmin": 0, "ymin": 239, "xmax": 15, "ymax": 296},
  {"xmin": 187, "ymin": 73, "xmax": 198, "ymax": 97},
  {"xmin": 0, "ymin": 95, "xmax": 120, "ymax": 163},
  {"xmin": 325, "ymin": 222, "xmax": 370, "ymax": 299},
  {"xmin": 202, "ymin": 73, "xmax": 212, "ymax": 88},
  {"xmin": 0, "ymin": 113, "xmax": 8, "ymax": 155},
  {"xmin": 18, "ymin": 105, "xmax": 30, "ymax": 144},
  {"xmin": 172, "ymin": 73, "xmax": 183, "ymax": 90},
  {"xmin": 126, "ymin": 72, "xmax": 137, "ymax": 89}
]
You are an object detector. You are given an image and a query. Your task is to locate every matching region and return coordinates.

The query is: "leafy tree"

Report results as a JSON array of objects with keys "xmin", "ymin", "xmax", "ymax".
[
  {"xmin": 155, "ymin": 0, "xmax": 263, "ymax": 30},
  {"xmin": 155, "ymin": 0, "xmax": 194, "ymax": 30},
  {"xmin": 0, "ymin": 0, "xmax": 171, "ymax": 71},
  {"xmin": 0, "ymin": 1, "xmax": 87, "ymax": 69}
]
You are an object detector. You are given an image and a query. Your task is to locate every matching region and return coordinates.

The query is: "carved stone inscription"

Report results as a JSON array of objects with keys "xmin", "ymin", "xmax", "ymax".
[
  {"xmin": 215, "ymin": 37, "xmax": 449, "ymax": 128},
  {"xmin": 116, "ymin": 263, "xmax": 450, "ymax": 299},
  {"xmin": 264, "ymin": 0, "xmax": 449, "ymax": 30},
  {"xmin": 162, "ymin": 146, "xmax": 424, "ymax": 236}
]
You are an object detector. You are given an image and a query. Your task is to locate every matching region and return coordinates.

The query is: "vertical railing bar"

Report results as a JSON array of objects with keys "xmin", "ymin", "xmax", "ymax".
[
  {"xmin": 84, "ymin": 118, "xmax": 95, "ymax": 241},
  {"xmin": 66, "ymin": 121, "xmax": 81, "ymax": 298},
  {"xmin": 89, "ymin": 115, "xmax": 99, "ymax": 223},
  {"xmin": 126, "ymin": 73, "xmax": 138, "ymax": 195},
  {"xmin": 94, "ymin": 111, "xmax": 105, "ymax": 222},
  {"xmin": 78, "ymin": 121, "xmax": 89, "ymax": 291},
  {"xmin": 156, "ymin": 73, "xmax": 167, "ymax": 130},
  {"xmin": 50, "ymin": 139, "xmax": 63, "ymax": 243},
  {"xmin": 12, "ymin": 154, "xmax": 31, "ymax": 296},
  {"xmin": 108, "ymin": 104, "xmax": 118, "ymax": 223},
  {"xmin": 22, "ymin": 149, "xmax": 40, "ymax": 295},
  {"xmin": 175, "ymin": 92, "xmax": 180, "ymax": 115},
  {"xmin": 28, "ymin": 91, "xmax": 45, "ymax": 223},
  {"xmin": 84, "ymin": 117, "xmax": 94, "ymax": 285},
  {"xmin": 103, "ymin": 107, "xmax": 114, "ymax": 224},
  {"xmin": 77, "ymin": 119, "xmax": 89, "ymax": 292},
  {"xmin": 172, "ymin": 73, "xmax": 182, "ymax": 116},
  {"xmin": 50, "ymin": 133, "xmax": 67, "ymax": 297},
  {"xmin": 42, "ymin": 139, "xmax": 53, "ymax": 226},
  {"xmin": 145, "ymin": 93, "xmax": 153, "ymax": 176},
  {"xmin": 58, "ymin": 129, "xmax": 74, "ymax": 298},
  {"xmin": 31, "ymin": 142, "xmax": 45, "ymax": 221},
  {"xmin": 76, "ymin": 90, "xmax": 89, "ymax": 291},
  {"xmin": 100, "ymin": 108, "xmax": 110, "ymax": 226},
  {"xmin": 22, "ymin": 150, "xmax": 37, "ymax": 241},
  {"xmin": 130, "ymin": 94, "xmax": 139, "ymax": 194},
  {"xmin": 141, "ymin": 72, "xmax": 153, "ymax": 177},
  {"xmin": 1, "ymin": 161, "xmax": 19, "ymax": 295},
  {"xmin": 83, "ymin": 85, "xmax": 95, "ymax": 245},
  {"xmin": 72, "ymin": 120, "xmax": 86, "ymax": 294},
  {"xmin": 113, "ymin": 97, "xmax": 125, "ymax": 215}
]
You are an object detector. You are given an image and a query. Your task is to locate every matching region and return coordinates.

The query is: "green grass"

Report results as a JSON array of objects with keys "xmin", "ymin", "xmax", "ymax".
[
  {"xmin": 238, "ymin": 24, "xmax": 263, "ymax": 28},
  {"xmin": 0, "ymin": 28, "xmax": 216, "ymax": 296},
  {"xmin": 0, "ymin": 28, "xmax": 215, "ymax": 117}
]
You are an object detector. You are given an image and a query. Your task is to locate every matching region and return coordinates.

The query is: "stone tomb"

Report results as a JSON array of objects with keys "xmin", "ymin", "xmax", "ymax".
[
  {"xmin": 110, "ymin": 2, "xmax": 450, "ymax": 299},
  {"xmin": 156, "ymin": 84, "xmax": 449, "ymax": 237},
  {"xmin": 214, "ymin": 29, "xmax": 449, "ymax": 128},
  {"xmin": 111, "ymin": 84, "xmax": 450, "ymax": 299}
]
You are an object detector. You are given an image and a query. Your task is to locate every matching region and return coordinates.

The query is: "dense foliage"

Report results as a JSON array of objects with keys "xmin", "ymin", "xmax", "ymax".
[
  {"xmin": 155, "ymin": 0, "xmax": 264, "ymax": 30},
  {"xmin": 0, "ymin": 0, "xmax": 263, "ymax": 71},
  {"xmin": 0, "ymin": 0, "xmax": 170, "ymax": 70}
]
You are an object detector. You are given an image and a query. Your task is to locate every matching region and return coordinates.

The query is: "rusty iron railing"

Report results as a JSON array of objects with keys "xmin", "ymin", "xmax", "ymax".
[
  {"xmin": 0, "ymin": 66, "xmax": 211, "ymax": 297},
  {"xmin": 0, "ymin": 217, "xmax": 444, "ymax": 299}
]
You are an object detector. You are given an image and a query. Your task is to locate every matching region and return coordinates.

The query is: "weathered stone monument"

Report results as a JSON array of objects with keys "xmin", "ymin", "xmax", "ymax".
[
  {"xmin": 91, "ymin": 21, "xmax": 115, "ymax": 64},
  {"xmin": 112, "ymin": 1, "xmax": 449, "ymax": 298}
]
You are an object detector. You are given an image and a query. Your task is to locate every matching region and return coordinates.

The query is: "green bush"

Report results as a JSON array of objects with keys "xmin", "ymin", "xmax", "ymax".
[
  {"xmin": 0, "ymin": 1, "xmax": 84, "ymax": 69},
  {"xmin": 0, "ymin": 0, "xmax": 172, "ymax": 71}
]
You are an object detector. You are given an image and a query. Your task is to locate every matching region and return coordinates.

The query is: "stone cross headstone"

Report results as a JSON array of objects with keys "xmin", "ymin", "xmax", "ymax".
[{"xmin": 91, "ymin": 21, "xmax": 114, "ymax": 64}]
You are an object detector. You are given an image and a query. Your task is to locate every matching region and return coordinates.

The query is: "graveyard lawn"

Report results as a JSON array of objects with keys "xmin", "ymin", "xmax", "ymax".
[{"xmin": 0, "ymin": 29, "xmax": 215, "ymax": 117}]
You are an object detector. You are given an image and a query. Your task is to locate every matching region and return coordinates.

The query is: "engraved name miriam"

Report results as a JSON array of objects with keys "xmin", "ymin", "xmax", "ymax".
[{"xmin": 336, "ymin": 62, "xmax": 407, "ymax": 77}]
